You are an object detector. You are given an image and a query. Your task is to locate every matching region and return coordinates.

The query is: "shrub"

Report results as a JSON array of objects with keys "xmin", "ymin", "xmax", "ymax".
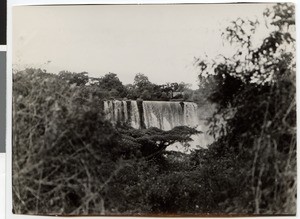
[
  {"xmin": 195, "ymin": 3, "xmax": 296, "ymax": 214},
  {"xmin": 13, "ymin": 69, "xmax": 125, "ymax": 215}
]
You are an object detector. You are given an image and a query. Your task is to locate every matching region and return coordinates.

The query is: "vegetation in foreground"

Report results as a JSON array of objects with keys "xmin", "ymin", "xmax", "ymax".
[{"xmin": 13, "ymin": 3, "xmax": 295, "ymax": 215}]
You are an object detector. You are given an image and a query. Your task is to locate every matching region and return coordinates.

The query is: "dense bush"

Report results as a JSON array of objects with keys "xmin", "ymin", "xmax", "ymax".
[
  {"xmin": 195, "ymin": 3, "xmax": 296, "ymax": 214},
  {"xmin": 13, "ymin": 69, "xmax": 122, "ymax": 214},
  {"xmin": 12, "ymin": 69, "xmax": 199, "ymax": 215}
]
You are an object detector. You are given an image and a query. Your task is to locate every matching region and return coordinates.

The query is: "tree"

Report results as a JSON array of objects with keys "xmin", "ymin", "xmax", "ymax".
[
  {"xmin": 140, "ymin": 90, "xmax": 151, "ymax": 100},
  {"xmin": 160, "ymin": 92, "xmax": 168, "ymax": 101},
  {"xmin": 178, "ymin": 82, "xmax": 191, "ymax": 92},
  {"xmin": 13, "ymin": 69, "xmax": 128, "ymax": 214},
  {"xmin": 59, "ymin": 71, "xmax": 89, "ymax": 86},
  {"xmin": 133, "ymin": 73, "xmax": 151, "ymax": 90},
  {"xmin": 195, "ymin": 3, "xmax": 296, "ymax": 214},
  {"xmin": 99, "ymin": 73, "xmax": 127, "ymax": 98},
  {"xmin": 119, "ymin": 126, "xmax": 200, "ymax": 159},
  {"xmin": 151, "ymin": 84, "xmax": 164, "ymax": 100},
  {"xmin": 125, "ymin": 84, "xmax": 139, "ymax": 100},
  {"xmin": 133, "ymin": 73, "xmax": 157, "ymax": 100}
]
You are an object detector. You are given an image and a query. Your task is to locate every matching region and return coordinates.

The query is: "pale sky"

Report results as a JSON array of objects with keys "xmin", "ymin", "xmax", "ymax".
[{"xmin": 13, "ymin": 4, "xmax": 274, "ymax": 88}]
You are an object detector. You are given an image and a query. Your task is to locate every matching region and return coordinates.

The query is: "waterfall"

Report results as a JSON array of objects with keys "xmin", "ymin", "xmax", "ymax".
[
  {"xmin": 143, "ymin": 101, "xmax": 198, "ymax": 130},
  {"xmin": 103, "ymin": 100, "xmax": 212, "ymax": 152},
  {"xmin": 123, "ymin": 101, "xmax": 128, "ymax": 123},
  {"xmin": 130, "ymin": 101, "xmax": 141, "ymax": 129},
  {"xmin": 103, "ymin": 100, "xmax": 199, "ymax": 130},
  {"xmin": 104, "ymin": 100, "xmax": 140, "ymax": 128},
  {"xmin": 103, "ymin": 100, "xmax": 126, "ymax": 124}
]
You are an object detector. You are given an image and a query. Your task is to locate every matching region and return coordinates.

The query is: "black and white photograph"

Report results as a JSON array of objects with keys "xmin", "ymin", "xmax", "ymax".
[{"xmin": 12, "ymin": 3, "xmax": 296, "ymax": 216}]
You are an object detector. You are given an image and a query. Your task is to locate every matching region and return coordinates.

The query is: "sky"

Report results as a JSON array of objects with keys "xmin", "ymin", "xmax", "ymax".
[{"xmin": 13, "ymin": 4, "xmax": 274, "ymax": 89}]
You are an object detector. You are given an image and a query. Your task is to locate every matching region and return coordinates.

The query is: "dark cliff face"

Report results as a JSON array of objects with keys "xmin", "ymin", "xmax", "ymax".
[
  {"xmin": 126, "ymin": 100, "xmax": 132, "ymax": 124},
  {"xmin": 136, "ymin": 100, "xmax": 146, "ymax": 129},
  {"xmin": 180, "ymin": 101, "xmax": 184, "ymax": 111}
]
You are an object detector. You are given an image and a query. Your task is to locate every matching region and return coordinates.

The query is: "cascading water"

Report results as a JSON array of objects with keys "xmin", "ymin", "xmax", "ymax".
[
  {"xmin": 103, "ymin": 100, "xmax": 140, "ymax": 128},
  {"xmin": 103, "ymin": 100, "xmax": 198, "ymax": 130},
  {"xmin": 103, "ymin": 100, "xmax": 126, "ymax": 124},
  {"xmin": 142, "ymin": 101, "xmax": 198, "ymax": 130},
  {"xmin": 130, "ymin": 101, "xmax": 140, "ymax": 129},
  {"xmin": 103, "ymin": 100, "xmax": 210, "ymax": 152}
]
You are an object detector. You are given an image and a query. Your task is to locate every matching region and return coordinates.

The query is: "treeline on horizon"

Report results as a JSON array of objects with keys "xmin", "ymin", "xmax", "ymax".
[
  {"xmin": 12, "ymin": 3, "xmax": 295, "ymax": 216},
  {"xmin": 57, "ymin": 70, "xmax": 202, "ymax": 102}
]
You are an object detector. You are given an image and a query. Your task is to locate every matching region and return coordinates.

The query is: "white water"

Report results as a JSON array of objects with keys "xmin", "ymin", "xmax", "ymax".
[
  {"xmin": 130, "ymin": 101, "xmax": 140, "ymax": 129},
  {"xmin": 103, "ymin": 100, "xmax": 211, "ymax": 152},
  {"xmin": 143, "ymin": 101, "xmax": 184, "ymax": 130},
  {"xmin": 142, "ymin": 101, "xmax": 201, "ymax": 132}
]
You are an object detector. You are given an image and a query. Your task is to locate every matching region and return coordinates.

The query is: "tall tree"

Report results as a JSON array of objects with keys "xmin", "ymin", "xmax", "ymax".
[
  {"xmin": 99, "ymin": 72, "xmax": 127, "ymax": 98},
  {"xmin": 196, "ymin": 3, "xmax": 296, "ymax": 214},
  {"xmin": 133, "ymin": 73, "xmax": 151, "ymax": 90}
]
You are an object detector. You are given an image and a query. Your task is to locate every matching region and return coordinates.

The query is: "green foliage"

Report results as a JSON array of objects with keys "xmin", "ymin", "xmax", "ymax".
[
  {"xmin": 140, "ymin": 90, "xmax": 152, "ymax": 100},
  {"xmin": 130, "ymin": 73, "xmax": 193, "ymax": 101},
  {"xmin": 133, "ymin": 73, "xmax": 152, "ymax": 91},
  {"xmin": 119, "ymin": 126, "xmax": 200, "ymax": 158},
  {"xmin": 125, "ymin": 84, "xmax": 139, "ymax": 100},
  {"xmin": 52, "ymin": 71, "xmax": 196, "ymax": 101},
  {"xmin": 13, "ymin": 69, "xmax": 123, "ymax": 214},
  {"xmin": 195, "ymin": 3, "xmax": 296, "ymax": 214},
  {"xmin": 58, "ymin": 70, "xmax": 89, "ymax": 86},
  {"xmin": 13, "ymin": 70, "xmax": 199, "ymax": 215},
  {"xmin": 98, "ymin": 72, "xmax": 128, "ymax": 98}
]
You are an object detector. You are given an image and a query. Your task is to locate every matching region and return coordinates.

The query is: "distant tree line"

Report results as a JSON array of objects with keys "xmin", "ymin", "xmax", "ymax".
[{"xmin": 57, "ymin": 70, "xmax": 201, "ymax": 102}]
